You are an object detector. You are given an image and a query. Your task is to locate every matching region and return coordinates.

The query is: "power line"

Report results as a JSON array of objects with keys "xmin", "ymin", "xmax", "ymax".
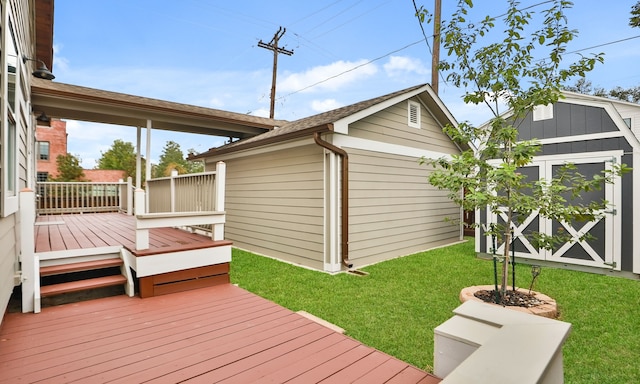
[
  {"xmin": 565, "ymin": 35, "xmax": 640, "ymax": 55},
  {"xmin": 275, "ymin": 38, "xmax": 424, "ymax": 102}
]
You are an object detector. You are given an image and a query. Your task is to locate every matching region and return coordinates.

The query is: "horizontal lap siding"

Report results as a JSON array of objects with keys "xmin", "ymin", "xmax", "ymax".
[
  {"xmin": 0, "ymin": 215, "xmax": 17, "ymax": 320},
  {"xmin": 218, "ymin": 145, "xmax": 325, "ymax": 269},
  {"xmin": 348, "ymin": 98, "xmax": 458, "ymax": 153},
  {"xmin": 348, "ymin": 149, "xmax": 460, "ymax": 266}
]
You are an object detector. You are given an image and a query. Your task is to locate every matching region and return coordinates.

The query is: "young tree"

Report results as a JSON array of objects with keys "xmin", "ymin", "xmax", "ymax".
[
  {"xmin": 417, "ymin": 0, "xmax": 628, "ymax": 299},
  {"xmin": 97, "ymin": 139, "xmax": 144, "ymax": 184},
  {"xmin": 52, "ymin": 153, "xmax": 85, "ymax": 181}
]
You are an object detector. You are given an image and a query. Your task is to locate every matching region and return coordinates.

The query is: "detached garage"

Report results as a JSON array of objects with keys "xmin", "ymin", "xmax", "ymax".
[{"xmin": 192, "ymin": 84, "xmax": 468, "ymax": 272}]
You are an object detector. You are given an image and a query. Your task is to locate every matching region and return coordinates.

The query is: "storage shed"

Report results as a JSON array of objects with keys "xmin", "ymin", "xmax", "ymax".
[
  {"xmin": 476, "ymin": 91, "xmax": 640, "ymax": 277},
  {"xmin": 192, "ymin": 84, "xmax": 467, "ymax": 272}
]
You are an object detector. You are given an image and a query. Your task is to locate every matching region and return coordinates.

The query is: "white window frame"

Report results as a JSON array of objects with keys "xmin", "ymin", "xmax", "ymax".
[
  {"xmin": 38, "ymin": 141, "xmax": 50, "ymax": 160},
  {"xmin": 408, "ymin": 100, "xmax": 421, "ymax": 128},
  {"xmin": 532, "ymin": 104, "xmax": 553, "ymax": 121},
  {"xmin": 2, "ymin": 17, "xmax": 20, "ymax": 217}
]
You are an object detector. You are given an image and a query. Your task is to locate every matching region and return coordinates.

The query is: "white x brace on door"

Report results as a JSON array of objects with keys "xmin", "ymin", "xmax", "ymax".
[{"xmin": 486, "ymin": 151, "xmax": 622, "ymax": 270}]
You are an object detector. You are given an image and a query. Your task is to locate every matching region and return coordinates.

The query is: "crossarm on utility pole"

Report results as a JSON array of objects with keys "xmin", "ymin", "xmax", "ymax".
[{"xmin": 257, "ymin": 26, "xmax": 294, "ymax": 118}]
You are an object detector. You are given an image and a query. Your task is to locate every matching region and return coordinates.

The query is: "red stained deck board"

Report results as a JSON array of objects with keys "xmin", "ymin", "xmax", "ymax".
[
  {"xmin": 0, "ymin": 285, "xmax": 439, "ymax": 383},
  {"xmin": 216, "ymin": 332, "xmax": 349, "ymax": 384},
  {"xmin": 256, "ymin": 338, "xmax": 363, "ymax": 383},
  {"xmin": 34, "ymin": 213, "xmax": 220, "ymax": 254},
  {"xmin": 104, "ymin": 317, "xmax": 317, "ymax": 383},
  {"xmin": 285, "ymin": 344, "xmax": 376, "ymax": 384}
]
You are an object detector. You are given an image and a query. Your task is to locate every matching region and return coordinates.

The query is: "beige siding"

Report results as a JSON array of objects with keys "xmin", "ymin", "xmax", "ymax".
[
  {"xmin": 0, "ymin": 215, "xmax": 16, "ymax": 319},
  {"xmin": 348, "ymin": 96, "xmax": 459, "ymax": 153},
  {"xmin": 1, "ymin": 0, "xmax": 35, "ymax": 319},
  {"xmin": 208, "ymin": 144, "xmax": 326, "ymax": 269},
  {"xmin": 348, "ymin": 148, "xmax": 460, "ymax": 267}
]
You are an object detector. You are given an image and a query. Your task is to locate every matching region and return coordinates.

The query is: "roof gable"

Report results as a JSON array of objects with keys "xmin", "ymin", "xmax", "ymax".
[{"xmin": 193, "ymin": 83, "xmax": 461, "ymax": 158}]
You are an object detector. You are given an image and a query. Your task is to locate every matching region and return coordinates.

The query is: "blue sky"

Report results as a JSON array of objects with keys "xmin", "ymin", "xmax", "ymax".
[{"xmin": 52, "ymin": 0, "xmax": 640, "ymax": 168}]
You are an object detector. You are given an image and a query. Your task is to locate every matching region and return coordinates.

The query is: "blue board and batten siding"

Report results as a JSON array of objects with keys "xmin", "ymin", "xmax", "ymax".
[{"xmin": 478, "ymin": 101, "xmax": 636, "ymax": 274}]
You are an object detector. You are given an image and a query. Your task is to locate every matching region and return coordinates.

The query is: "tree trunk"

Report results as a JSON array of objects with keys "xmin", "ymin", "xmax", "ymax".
[{"xmin": 501, "ymin": 231, "xmax": 511, "ymax": 300}]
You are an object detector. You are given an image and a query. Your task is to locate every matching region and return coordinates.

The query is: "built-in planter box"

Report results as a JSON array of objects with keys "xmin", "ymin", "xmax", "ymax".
[{"xmin": 434, "ymin": 300, "xmax": 571, "ymax": 383}]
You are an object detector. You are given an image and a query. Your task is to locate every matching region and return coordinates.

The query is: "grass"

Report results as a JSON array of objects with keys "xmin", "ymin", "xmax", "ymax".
[{"xmin": 230, "ymin": 240, "xmax": 640, "ymax": 384}]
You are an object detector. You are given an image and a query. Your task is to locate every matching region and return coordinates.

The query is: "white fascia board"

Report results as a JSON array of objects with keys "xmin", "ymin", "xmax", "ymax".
[
  {"xmin": 332, "ymin": 134, "xmax": 453, "ymax": 161},
  {"xmin": 333, "ymin": 85, "xmax": 432, "ymax": 134},
  {"xmin": 204, "ymin": 137, "xmax": 317, "ymax": 163},
  {"xmin": 634, "ymin": 151, "xmax": 640, "ymax": 274}
]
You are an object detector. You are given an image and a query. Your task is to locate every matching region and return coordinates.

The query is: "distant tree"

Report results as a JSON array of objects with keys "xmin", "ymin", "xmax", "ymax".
[
  {"xmin": 97, "ymin": 139, "xmax": 144, "ymax": 184},
  {"xmin": 631, "ymin": 1, "xmax": 640, "ymax": 27},
  {"xmin": 564, "ymin": 79, "xmax": 640, "ymax": 103},
  {"xmin": 563, "ymin": 78, "xmax": 607, "ymax": 96},
  {"xmin": 153, "ymin": 141, "xmax": 202, "ymax": 178},
  {"xmin": 186, "ymin": 148, "xmax": 205, "ymax": 174},
  {"xmin": 609, "ymin": 85, "xmax": 640, "ymax": 103},
  {"xmin": 52, "ymin": 153, "xmax": 85, "ymax": 181}
]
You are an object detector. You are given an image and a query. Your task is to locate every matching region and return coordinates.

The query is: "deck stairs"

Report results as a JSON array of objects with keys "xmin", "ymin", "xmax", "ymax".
[{"xmin": 35, "ymin": 249, "xmax": 134, "ymax": 313}]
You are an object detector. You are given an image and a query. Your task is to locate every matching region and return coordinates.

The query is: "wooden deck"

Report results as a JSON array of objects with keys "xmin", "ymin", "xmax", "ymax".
[
  {"xmin": 35, "ymin": 212, "xmax": 216, "ymax": 254},
  {"xmin": 0, "ymin": 284, "xmax": 440, "ymax": 383}
]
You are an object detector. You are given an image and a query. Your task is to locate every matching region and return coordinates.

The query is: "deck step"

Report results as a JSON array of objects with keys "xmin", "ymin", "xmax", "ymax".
[
  {"xmin": 40, "ymin": 258, "xmax": 123, "ymax": 276},
  {"xmin": 40, "ymin": 275, "xmax": 128, "ymax": 298}
]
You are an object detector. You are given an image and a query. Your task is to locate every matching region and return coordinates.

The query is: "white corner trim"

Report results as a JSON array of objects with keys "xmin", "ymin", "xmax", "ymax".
[
  {"xmin": 332, "ymin": 134, "xmax": 453, "ymax": 160},
  {"xmin": 634, "ymin": 151, "xmax": 640, "ymax": 274}
]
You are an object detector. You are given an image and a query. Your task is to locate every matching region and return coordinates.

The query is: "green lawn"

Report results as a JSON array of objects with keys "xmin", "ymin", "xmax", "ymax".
[{"xmin": 230, "ymin": 240, "xmax": 640, "ymax": 384}]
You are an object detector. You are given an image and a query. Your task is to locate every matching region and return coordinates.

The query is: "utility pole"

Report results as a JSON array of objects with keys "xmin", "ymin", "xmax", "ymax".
[
  {"xmin": 258, "ymin": 27, "xmax": 294, "ymax": 119},
  {"xmin": 431, "ymin": 0, "xmax": 441, "ymax": 94}
]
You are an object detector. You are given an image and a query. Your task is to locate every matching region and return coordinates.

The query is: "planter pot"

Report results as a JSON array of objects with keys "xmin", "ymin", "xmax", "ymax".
[{"xmin": 460, "ymin": 285, "xmax": 558, "ymax": 319}]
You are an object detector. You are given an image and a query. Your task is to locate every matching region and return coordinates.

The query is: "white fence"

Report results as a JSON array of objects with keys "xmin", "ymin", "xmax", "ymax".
[
  {"xmin": 36, "ymin": 178, "xmax": 133, "ymax": 215},
  {"xmin": 146, "ymin": 170, "xmax": 217, "ymax": 213}
]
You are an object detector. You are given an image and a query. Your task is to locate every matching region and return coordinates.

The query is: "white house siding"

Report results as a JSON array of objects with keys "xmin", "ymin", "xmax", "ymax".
[
  {"xmin": 347, "ymin": 97, "xmax": 459, "ymax": 154},
  {"xmin": 613, "ymin": 103, "xmax": 640, "ymax": 138},
  {"xmin": 348, "ymin": 149, "xmax": 460, "ymax": 267},
  {"xmin": 0, "ymin": 215, "xmax": 17, "ymax": 317},
  {"xmin": 208, "ymin": 144, "xmax": 326, "ymax": 269},
  {"xmin": 1, "ymin": 0, "xmax": 35, "ymax": 319}
]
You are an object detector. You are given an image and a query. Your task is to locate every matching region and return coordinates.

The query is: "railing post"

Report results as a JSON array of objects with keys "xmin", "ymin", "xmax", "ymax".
[
  {"xmin": 213, "ymin": 161, "xmax": 226, "ymax": 241},
  {"xmin": 19, "ymin": 188, "xmax": 36, "ymax": 313},
  {"xmin": 170, "ymin": 169, "xmax": 178, "ymax": 213},
  {"xmin": 134, "ymin": 188, "xmax": 149, "ymax": 249},
  {"xmin": 127, "ymin": 177, "xmax": 133, "ymax": 215}
]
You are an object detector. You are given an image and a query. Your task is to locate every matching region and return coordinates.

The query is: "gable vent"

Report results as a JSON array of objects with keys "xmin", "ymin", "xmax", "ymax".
[{"xmin": 408, "ymin": 101, "xmax": 421, "ymax": 128}]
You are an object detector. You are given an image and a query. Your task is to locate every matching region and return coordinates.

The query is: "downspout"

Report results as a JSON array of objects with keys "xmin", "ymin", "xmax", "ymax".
[{"xmin": 314, "ymin": 131, "xmax": 353, "ymax": 269}]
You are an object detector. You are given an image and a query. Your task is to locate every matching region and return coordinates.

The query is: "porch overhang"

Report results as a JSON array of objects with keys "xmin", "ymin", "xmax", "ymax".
[{"xmin": 30, "ymin": 78, "xmax": 283, "ymax": 139}]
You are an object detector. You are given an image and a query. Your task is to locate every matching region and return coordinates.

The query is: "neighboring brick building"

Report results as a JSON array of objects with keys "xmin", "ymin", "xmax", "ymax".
[
  {"xmin": 36, "ymin": 119, "xmax": 126, "ymax": 182},
  {"xmin": 35, "ymin": 119, "xmax": 67, "ymax": 181}
]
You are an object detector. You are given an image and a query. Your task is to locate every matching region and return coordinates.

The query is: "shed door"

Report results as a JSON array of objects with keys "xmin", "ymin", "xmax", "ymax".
[{"xmin": 486, "ymin": 153, "xmax": 621, "ymax": 270}]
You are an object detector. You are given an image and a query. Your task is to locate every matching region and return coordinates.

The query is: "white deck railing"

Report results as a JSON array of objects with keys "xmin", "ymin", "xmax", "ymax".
[
  {"xmin": 133, "ymin": 161, "xmax": 226, "ymax": 250},
  {"xmin": 36, "ymin": 178, "xmax": 133, "ymax": 215},
  {"xmin": 146, "ymin": 170, "xmax": 217, "ymax": 214}
]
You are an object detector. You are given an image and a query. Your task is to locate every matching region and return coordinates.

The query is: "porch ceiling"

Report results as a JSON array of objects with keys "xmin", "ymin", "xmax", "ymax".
[{"xmin": 30, "ymin": 78, "xmax": 285, "ymax": 139}]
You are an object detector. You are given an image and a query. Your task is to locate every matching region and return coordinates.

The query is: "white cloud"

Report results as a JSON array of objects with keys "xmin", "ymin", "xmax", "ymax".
[
  {"xmin": 278, "ymin": 60, "xmax": 378, "ymax": 94},
  {"xmin": 310, "ymin": 99, "xmax": 342, "ymax": 112},
  {"xmin": 383, "ymin": 56, "xmax": 429, "ymax": 77}
]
